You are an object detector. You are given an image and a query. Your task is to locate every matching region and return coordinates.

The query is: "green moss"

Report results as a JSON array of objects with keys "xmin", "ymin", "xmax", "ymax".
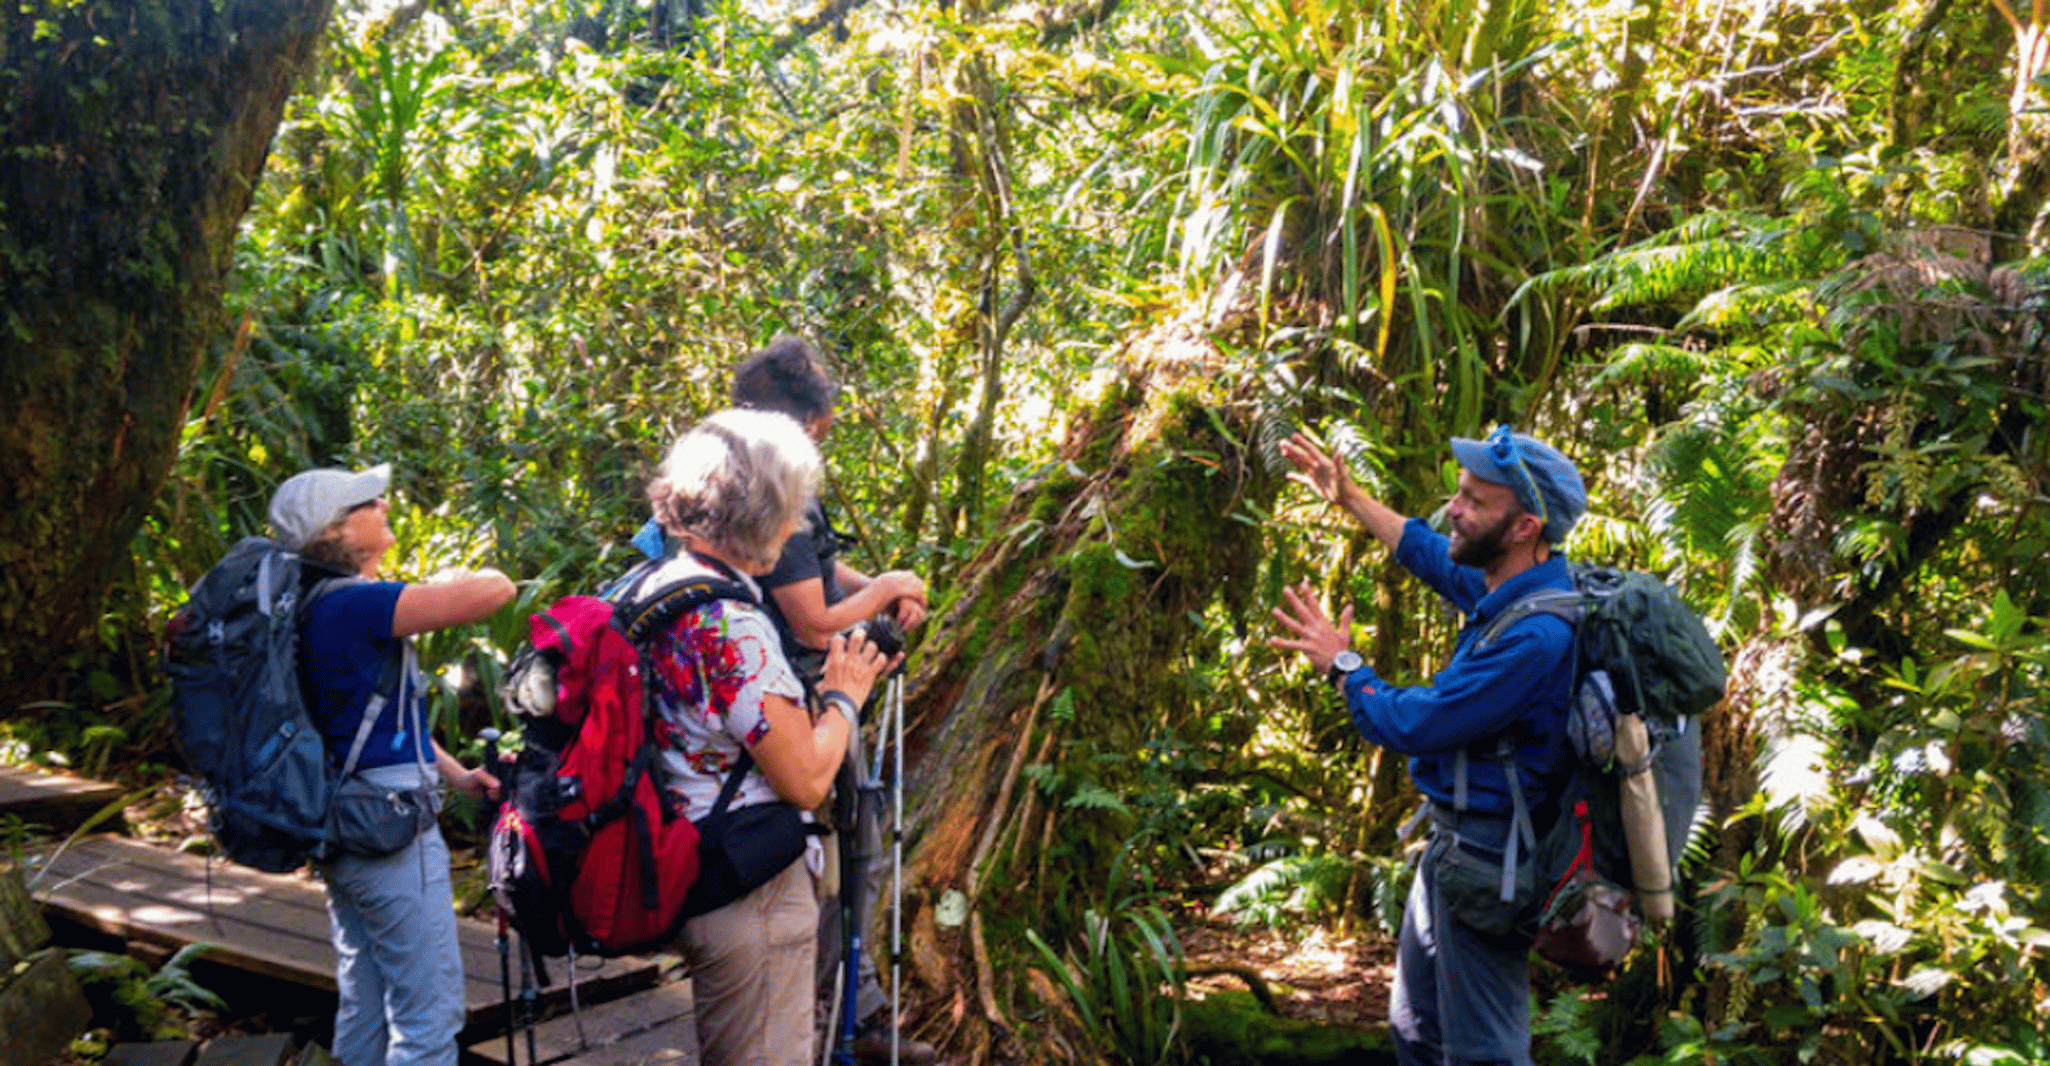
[{"xmin": 1183, "ymin": 991, "xmax": 1395, "ymax": 1066}]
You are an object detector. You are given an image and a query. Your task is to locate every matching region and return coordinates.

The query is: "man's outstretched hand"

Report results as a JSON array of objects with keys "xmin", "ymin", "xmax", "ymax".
[
  {"xmin": 1279, "ymin": 430, "xmax": 1407, "ymax": 550},
  {"xmin": 1269, "ymin": 579, "xmax": 1353, "ymax": 675},
  {"xmin": 1280, "ymin": 432, "xmax": 1354, "ymax": 509}
]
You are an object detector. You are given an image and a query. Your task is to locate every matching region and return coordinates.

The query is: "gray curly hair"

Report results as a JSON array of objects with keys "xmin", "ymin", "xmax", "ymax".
[{"xmin": 648, "ymin": 409, "xmax": 821, "ymax": 571}]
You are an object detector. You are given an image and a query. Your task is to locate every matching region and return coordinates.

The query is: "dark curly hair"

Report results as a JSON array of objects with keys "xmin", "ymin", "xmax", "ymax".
[{"xmin": 731, "ymin": 335, "xmax": 839, "ymax": 424}]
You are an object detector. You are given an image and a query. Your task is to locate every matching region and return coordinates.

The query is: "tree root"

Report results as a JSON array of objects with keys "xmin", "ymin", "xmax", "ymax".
[{"xmin": 1185, "ymin": 962, "xmax": 1282, "ymax": 1015}]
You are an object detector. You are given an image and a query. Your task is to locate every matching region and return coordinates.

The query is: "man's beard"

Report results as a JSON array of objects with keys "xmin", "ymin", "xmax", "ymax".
[{"xmin": 1450, "ymin": 509, "xmax": 1516, "ymax": 568}]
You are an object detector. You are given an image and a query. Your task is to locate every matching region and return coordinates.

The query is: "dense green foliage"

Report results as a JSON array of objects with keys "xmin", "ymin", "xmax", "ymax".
[{"xmin": 6, "ymin": 0, "xmax": 2049, "ymax": 1062}]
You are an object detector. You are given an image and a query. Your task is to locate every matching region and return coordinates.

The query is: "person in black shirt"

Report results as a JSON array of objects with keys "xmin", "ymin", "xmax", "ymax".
[
  {"xmin": 735, "ymin": 337, "xmax": 927, "ymax": 672},
  {"xmin": 731, "ymin": 335, "xmax": 933, "ymax": 1065}
]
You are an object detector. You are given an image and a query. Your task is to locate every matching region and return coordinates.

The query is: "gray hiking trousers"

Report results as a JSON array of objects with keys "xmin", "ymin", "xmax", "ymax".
[
  {"xmin": 321, "ymin": 764, "xmax": 464, "ymax": 1066},
  {"xmin": 1391, "ymin": 807, "xmax": 1535, "ymax": 1066}
]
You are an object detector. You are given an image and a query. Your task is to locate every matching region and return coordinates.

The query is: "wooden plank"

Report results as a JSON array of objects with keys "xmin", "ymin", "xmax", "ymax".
[
  {"xmin": 469, "ymin": 982, "xmax": 696, "ymax": 1066},
  {"xmin": 42, "ymin": 837, "xmax": 509, "ymax": 985},
  {"xmin": 191, "ymin": 1034, "xmax": 295, "ymax": 1066},
  {"xmin": 29, "ymin": 836, "xmax": 659, "ymax": 1031},
  {"xmin": 103, "ymin": 1041, "xmax": 199, "ymax": 1066},
  {"xmin": 0, "ymin": 766, "xmax": 128, "ymax": 834},
  {"xmin": 552, "ymin": 1018, "xmax": 699, "ymax": 1066}
]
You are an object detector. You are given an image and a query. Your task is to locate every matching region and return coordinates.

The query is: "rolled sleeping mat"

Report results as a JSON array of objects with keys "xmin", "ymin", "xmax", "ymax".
[{"xmin": 1614, "ymin": 711, "xmax": 1674, "ymax": 925}]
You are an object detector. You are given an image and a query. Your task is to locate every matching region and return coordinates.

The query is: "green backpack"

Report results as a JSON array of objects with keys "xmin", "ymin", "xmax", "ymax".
[{"xmin": 1472, "ymin": 565, "xmax": 1726, "ymax": 979}]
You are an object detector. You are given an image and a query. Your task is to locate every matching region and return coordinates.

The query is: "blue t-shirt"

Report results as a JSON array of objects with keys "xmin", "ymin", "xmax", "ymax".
[
  {"xmin": 300, "ymin": 581, "xmax": 433, "ymax": 770},
  {"xmin": 1338, "ymin": 519, "xmax": 1578, "ymax": 818}
]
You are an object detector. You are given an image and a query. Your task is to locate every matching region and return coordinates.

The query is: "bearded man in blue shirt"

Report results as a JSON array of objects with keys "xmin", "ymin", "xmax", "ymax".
[{"xmin": 1271, "ymin": 424, "xmax": 1588, "ymax": 1066}]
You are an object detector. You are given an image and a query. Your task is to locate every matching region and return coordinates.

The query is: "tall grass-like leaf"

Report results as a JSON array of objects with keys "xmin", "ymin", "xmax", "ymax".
[{"xmin": 1024, "ymin": 928, "xmax": 1107, "ymax": 1046}]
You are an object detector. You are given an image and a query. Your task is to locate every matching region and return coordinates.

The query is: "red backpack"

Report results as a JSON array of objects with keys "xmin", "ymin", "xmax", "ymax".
[{"xmin": 487, "ymin": 563, "xmax": 752, "ymax": 975}]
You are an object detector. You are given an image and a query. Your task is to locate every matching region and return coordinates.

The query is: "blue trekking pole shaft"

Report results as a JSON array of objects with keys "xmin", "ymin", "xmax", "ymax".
[
  {"xmin": 837, "ymin": 919, "xmax": 864, "ymax": 1064},
  {"xmin": 834, "ymin": 722, "xmax": 870, "ymax": 1065}
]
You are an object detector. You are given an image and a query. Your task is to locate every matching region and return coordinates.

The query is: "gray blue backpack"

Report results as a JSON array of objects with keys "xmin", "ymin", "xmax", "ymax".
[{"xmin": 163, "ymin": 538, "xmax": 342, "ymax": 872}]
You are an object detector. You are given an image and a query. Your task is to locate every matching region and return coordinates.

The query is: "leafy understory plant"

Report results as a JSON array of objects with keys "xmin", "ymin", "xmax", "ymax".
[
  {"xmin": 1026, "ymin": 840, "xmax": 1189, "ymax": 1066},
  {"xmin": 67, "ymin": 943, "xmax": 228, "ymax": 1044}
]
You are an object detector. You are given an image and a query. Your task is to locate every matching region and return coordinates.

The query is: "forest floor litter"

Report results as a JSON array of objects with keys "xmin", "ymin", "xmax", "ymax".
[{"xmin": 1180, "ymin": 918, "xmax": 1393, "ymax": 1030}]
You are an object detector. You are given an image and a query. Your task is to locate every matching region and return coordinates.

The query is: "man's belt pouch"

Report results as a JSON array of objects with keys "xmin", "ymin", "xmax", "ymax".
[
  {"xmin": 330, "ymin": 773, "xmax": 440, "ymax": 857},
  {"xmin": 1432, "ymin": 832, "xmax": 1532, "ymax": 940},
  {"xmin": 681, "ymin": 751, "xmax": 814, "ymax": 918}
]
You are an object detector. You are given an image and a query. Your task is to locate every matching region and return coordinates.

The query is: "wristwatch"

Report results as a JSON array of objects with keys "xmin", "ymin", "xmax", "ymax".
[{"xmin": 1327, "ymin": 649, "xmax": 1364, "ymax": 687}]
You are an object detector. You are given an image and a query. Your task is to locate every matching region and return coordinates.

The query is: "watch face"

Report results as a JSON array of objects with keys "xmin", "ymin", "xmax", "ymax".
[{"xmin": 1332, "ymin": 650, "xmax": 1363, "ymax": 674}]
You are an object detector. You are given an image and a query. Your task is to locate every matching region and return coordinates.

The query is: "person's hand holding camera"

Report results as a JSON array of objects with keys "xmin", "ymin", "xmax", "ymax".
[
  {"xmin": 819, "ymin": 626, "xmax": 901, "ymax": 722},
  {"xmin": 874, "ymin": 570, "xmax": 929, "ymax": 630}
]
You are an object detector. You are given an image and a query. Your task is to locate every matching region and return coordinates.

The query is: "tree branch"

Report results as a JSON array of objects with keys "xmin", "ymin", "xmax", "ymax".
[
  {"xmin": 1038, "ymin": 0, "xmax": 1123, "ymax": 47},
  {"xmin": 769, "ymin": 0, "xmax": 874, "ymax": 58}
]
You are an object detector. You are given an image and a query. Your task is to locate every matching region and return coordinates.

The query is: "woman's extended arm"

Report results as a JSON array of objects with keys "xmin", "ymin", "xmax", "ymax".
[
  {"xmin": 392, "ymin": 570, "xmax": 516, "ymax": 636},
  {"xmin": 746, "ymin": 631, "xmax": 891, "ymax": 808}
]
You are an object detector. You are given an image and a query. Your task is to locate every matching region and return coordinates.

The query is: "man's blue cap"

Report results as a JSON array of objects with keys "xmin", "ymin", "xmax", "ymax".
[{"xmin": 1449, "ymin": 424, "xmax": 1586, "ymax": 544}]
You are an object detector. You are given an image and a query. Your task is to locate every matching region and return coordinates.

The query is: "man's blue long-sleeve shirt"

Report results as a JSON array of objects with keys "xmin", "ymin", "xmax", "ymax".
[{"xmin": 1339, "ymin": 519, "xmax": 1578, "ymax": 818}]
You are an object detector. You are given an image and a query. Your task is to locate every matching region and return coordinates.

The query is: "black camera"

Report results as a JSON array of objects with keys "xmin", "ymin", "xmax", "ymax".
[{"xmin": 844, "ymin": 613, "xmax": 905, "ymax": 659}]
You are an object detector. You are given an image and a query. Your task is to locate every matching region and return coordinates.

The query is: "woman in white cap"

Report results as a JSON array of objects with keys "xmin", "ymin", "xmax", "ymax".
[{"xmin": 269, "ymin": 463, "xmax": 515, "ymax": 1066}]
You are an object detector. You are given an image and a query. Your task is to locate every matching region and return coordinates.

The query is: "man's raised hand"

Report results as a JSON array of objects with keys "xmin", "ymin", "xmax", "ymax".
[
  {"xmin": 1280, "ymin": 431, "xmax": 1408, "ymax": 550},
  {"xmin": 1280, "ymin": 432, "xmax": 1354, "ymax": 508},
  {"xmin": 1268, "ymin": 579, "xmax": 1354, "ymax": 675}
]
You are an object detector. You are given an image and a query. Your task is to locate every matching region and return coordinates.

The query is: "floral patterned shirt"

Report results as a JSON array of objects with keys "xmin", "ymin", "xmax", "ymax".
[{"xmin": 643, "ymin": 556, "xmax": 807, "ymax": 819}]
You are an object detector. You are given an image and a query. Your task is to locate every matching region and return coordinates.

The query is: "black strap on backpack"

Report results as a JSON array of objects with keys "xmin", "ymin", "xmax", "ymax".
[
  {"xmin": 605, "ymin": 551, "xmax": 757, "ymax": 639},
  {"xmin": 709, "ymin": 749, "xmax": 756, "ymax": 820}
]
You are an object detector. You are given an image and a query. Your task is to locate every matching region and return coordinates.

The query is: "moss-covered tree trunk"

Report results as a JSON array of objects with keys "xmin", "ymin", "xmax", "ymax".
[
  {"xmin": 0, "ymin": 0, "xmax": 332, "ymax": 702},
  {"xmin": 890, "ymin": 322, "xmax": 1277, "ymax": 1066}
]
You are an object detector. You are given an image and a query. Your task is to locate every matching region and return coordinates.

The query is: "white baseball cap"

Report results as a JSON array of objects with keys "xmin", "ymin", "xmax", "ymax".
[{"xmin": 267, "ymin": 463, "xmax": 391, "ymax": 550}]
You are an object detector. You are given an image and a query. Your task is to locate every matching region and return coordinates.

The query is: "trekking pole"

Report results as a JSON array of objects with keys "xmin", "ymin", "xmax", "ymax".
[
  {"xmin": 481, "ymin": 729, "xmax": 517, "ymax": 1066},
  {"xmin": 888, "ymin": 672, "xmax": 905, "ymax": 1066},
  {"xmin": 517, "ymin": 931, "xmax": 539, "ymax": 1066},
  {"xmin": 567, "ymin": 945, "xmax": 589, "ymax": 1050},
  {"xmin": 862, "ymin": 670, "xmax": 900, "ymax": 1066},
  {"xmin": 495, "ymin": 909, "xmax": 516, "ymax": 1066},
  {"xmin": 820, "ymin": 964, "xmax": 844, "ymax": 1066},
  {"xmin": 834, "ymin": 717, "xmax": 870, "ymax": 1066}
]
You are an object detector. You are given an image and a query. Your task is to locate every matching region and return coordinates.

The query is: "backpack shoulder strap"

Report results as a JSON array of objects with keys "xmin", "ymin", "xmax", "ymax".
[
  {"xmin": 707, "ymin": 749, "xmax": 755, "ymax": 819},
  {"xmin": 611, "ymin": 551, "xmax": 760, "ymax": 645},
  {"xmin": 1449, "ymin": 738, "xmax": 1538, "ymax": 905},
  {"xmin": 304, "ymin": 573, "xmax": 418, "ymax": 776},
  {"xmin": 618, "ymin": 576, "xmax": 757, "ymax": 644},
  {"xmin": 1477, "ymin": 589, "xmax": 1584, "ymax": 649}
]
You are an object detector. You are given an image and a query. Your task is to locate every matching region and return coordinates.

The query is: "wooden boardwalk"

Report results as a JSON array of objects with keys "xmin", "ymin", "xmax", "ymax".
[
  {"xmin": 468, "ymin": 981, "xmax": 700, "ymax": 1066},
  {"xmin": 0, "ymin": 764, "xmax": 129, "ymax": 833},
  {"xmin": 28, "ymin": 835, "xmax": 665, "ymax": 1045}
]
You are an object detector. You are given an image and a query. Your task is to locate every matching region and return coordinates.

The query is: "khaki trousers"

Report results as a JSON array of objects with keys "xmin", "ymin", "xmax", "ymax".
[{"xmin": 682, "ymin": 858, "xmax": 819, "ymax": 1066}]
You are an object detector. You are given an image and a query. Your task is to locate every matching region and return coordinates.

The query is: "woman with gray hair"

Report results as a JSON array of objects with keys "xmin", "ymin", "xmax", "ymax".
[{"xmin": 639, "ymin": 409, "xmax": 893, "ymax": 1066}]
